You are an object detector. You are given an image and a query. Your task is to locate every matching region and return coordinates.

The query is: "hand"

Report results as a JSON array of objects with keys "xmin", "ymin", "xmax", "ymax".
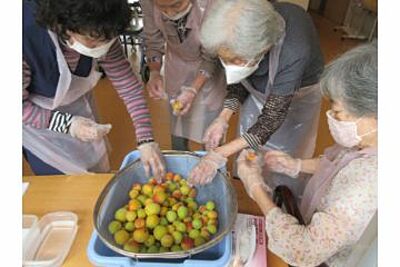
[
  {"xmin": 188, "ymin": 150, "xmax": 227, "ymax": 185},
  {"xmin": 202, "ymin": 117, "xmax": 229, "ymax": 151},
  {"xmin": 264, "ymin": 150, "xmax": 301, "ymax": 178},
  {"xmin": 146, "ymin": 71, "xmax": 167, "ymax": 100},
  {"xmin": 69, "ymin": 116, "xmax": 112, "ymax": 142},
  {"xmin": 170, "ymin": 86, "xmax": 197, "ymax": 116},
  {"xmin": 138, "ymin": 142, "xmax": 166, "ymax": 182},
  {"xmin": 237, "ymin": 150, "xmax": 272, "ymax": 200}
]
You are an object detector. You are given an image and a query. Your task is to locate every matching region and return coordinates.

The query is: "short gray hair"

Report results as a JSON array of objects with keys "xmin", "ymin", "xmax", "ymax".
[
  {"xmin": 320, "ymin": 42, "xmax": 377, "ymax": 118},
  {"xmin": 200, "ymin": 0, "xmax": 285, "ymax": 61}
]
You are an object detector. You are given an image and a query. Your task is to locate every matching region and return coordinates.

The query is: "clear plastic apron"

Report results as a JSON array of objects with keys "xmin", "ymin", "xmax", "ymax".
[
  {"xmin": 23, "ymin": 31, "xmax": 110, "ymax": 174},
  {"xmin": 155, "ymin": 0, "xmax": 226, "ymax": 143},
  {"xmin": 238, "ymin": 31, "xmax": 322, "ymax": 196}
]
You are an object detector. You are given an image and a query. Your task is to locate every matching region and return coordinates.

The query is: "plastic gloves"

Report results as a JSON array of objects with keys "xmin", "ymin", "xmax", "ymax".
[
  {"xmin": 264, "ymin": 150, "xmax": 301, "ymax": 178},
  {"xmin": 237, "ymin": 150, "xmax": 272, "ymax": 200},
  {"xmin": 202, "ymin": 117, "xmax": 229, "ymax": 151},
  {"xmin": 138, "ymin": 142, "xmax": 166, "ymax": 182},
  {"xmin": 146, "ymin": 71, "xmax": 167, "ymax": 100},
  {"xmin": 188, "ymin": 150, "xmax": 227, "ymax": 185},
  {"xmin": 69, "ymin": 116, "xmax": 112, "ymax": 142},
  {"xmin": 170, "ymin": 86, "xmax": 197, "ymax": 116}
]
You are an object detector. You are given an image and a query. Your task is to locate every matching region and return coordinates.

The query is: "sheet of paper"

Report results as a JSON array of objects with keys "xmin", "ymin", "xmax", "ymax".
[
  {"xmin": 23, "ymin": 182, "xmax": 29, "ymax": 196},
  {"xmin": 232, "ymin": 213, "xmax": 267, "ymax": 267}
]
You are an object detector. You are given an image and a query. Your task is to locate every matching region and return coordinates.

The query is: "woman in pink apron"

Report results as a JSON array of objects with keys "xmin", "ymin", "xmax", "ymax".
[
  {"xmin": 188, "ymin": 0, "xmax": 324, "ymax": 196},
  {"xmin": 237, "ymin": 43, "xmax": 377, "ymax": 266},
  {"xmin": 141, "ymin": 0, "xmax": 226, "ymax": 151},
  {"xmin": 23, "ymin": 0, "xmax": 165, "ymax": 179}
]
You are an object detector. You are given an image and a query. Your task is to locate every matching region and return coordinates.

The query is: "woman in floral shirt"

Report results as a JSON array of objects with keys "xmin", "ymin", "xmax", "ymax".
[{"xmin": 237, "ymin": 42, "xmax": 377, "ymax": 267}]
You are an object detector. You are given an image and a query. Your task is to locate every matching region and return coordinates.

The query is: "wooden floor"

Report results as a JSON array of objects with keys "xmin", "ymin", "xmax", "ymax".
[{"xmin": 23, "ymin": 12, "xmax": 363, "ymax": 175}]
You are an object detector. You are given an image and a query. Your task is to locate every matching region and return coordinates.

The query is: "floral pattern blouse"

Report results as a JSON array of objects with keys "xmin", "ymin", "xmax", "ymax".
[{"xmin": 265, "ymin": 155, "xmax": 377, "ymax": 267}]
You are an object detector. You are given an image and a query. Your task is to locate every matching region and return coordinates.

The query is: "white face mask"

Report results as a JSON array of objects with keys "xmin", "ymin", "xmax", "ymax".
[
  {"xmin": 326, "ymin": 110, "xmax": 376, "ymax": 148},
  {"xmin": 67, "ymin": 38, "xmax": 116, "ymax": 58},
  {"xmin": 220, "ymin": 58, "xmax": 261, "ymax": 84},
  {"xmin": 162, "ymin": 2, "xmax": 192, "ymax": 21}
]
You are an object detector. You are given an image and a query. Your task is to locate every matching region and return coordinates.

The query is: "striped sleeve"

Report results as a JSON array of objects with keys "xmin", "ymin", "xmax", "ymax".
[
  {"xmin": 23, "ymin": 59, "xmax": 74, "ymax": 133},
  {"xmin": 99, "ymin": 40, "xmax": 155, "ymax": 143},
  {"xmin": 23, "ymin": 59, "xmax": 52, "ymax": 129},
  {"xmin": 223, "ymin": 83, "xmax": 250, "ymax": 113}
]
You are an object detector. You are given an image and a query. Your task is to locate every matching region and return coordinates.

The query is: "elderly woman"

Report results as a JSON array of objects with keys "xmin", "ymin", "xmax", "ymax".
[
  {"xmin": 141, "ymin": 0, "xmax": 226, "ymax": 151},
  {"xmin": 188, "ymin": 0, "xmax": 324, "ymax": 195},
  {"xmin": 237, "ymin": 43, "xmax": 377, "ymax": 267}
]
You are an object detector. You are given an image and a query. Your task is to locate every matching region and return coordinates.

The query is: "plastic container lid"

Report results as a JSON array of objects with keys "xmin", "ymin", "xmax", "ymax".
[{"xmin": 23, "ymin": 211, "xmax": 78, "ymax": 267}]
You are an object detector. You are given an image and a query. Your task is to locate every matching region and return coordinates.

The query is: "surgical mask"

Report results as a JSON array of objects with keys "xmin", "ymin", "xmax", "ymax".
[
  {"xmin": 220, "ymin": 58, "xmax": 261, "ymax": 84},
  {"xmin": 162, "ymin": 2, "xmax": 192, "ymax": 21},
  {"xmin": 67, "ymin": 38, "xmax": 116, "ymax": 58},
  {"xmin": 326, "ymin": 110, "xmax": 377, "ymax": 148}
]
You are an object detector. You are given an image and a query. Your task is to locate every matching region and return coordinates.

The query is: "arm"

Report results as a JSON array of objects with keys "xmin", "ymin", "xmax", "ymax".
[
  {"xmin": 141, "ymin": 0, "xmax": 165, "ymax": 72},
  {"xmin": 99, "ymin": 40, "xmax": 154, "ymax": 143},
  {"xmin": 187, "ymin": 46, "xmax": 218, "ymax": 93},
  {"xmin": 301, "ymin": 158, "xmax": 320, "ymax": 174},
  {"xmin": 261, "ymin": 158, "xmax": 377, "ymax": 266},
  {"xmin": 23, "ymin": 59, "xmax": 73, "ymax": 133},
  {"xmin": 213, "ymin": 93, "xmax": 293, "ymax": 159}
]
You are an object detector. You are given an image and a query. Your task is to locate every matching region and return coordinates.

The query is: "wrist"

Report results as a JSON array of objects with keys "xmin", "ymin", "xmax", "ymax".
[
  {"xmin": 149, "ymin": 70, "xmax": 161, "ymax": 78},
  {"xmin": 219, "ymin": 108, "xmax": 234, "ymax": 122},
  {"xmin": 252, "ymin": 185, "xmax": 276, "ymax": 215},
  {"xmin": 181, "ymin": 85, "xmax": 198, "ymax": 96}
]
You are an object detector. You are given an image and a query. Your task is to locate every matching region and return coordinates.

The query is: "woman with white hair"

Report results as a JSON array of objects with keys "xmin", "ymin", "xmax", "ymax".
[
  {"xmin": 237, "ymin": 42, "xmax": 377, "ymax": 267},
  {"xmin": 188, "ymin": 0, "xmax": 324, "ymax": 195}
]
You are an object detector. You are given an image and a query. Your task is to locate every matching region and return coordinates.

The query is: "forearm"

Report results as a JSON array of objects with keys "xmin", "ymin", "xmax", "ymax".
[
  {"xmin": 300, "ymin": 158, "xmax": 320, "ymax": 174},
  {"xmin": 245, "ymin": 93, "xmax": 293, "ymax": 150},
  {"xmin": 148, "ymin": 61, "xmax": 162, "ymax": 73},
  {"xmin": 224, "ymin": 83, "xmax": 249, "ymax": 112},
  {"xmin": 189, "ymin": 71, "xmax": 209, "ymax": 93},
  {"xmin": 215, "ymin": 137, "xmax": 248, "ymax": 158},
  {"xmin": 100, "ymin": 42, "xmax": 155, "ymax": 142},
  {"xmin": 252, "ymin": 185, "xmax": 277, "ymax": 216}
]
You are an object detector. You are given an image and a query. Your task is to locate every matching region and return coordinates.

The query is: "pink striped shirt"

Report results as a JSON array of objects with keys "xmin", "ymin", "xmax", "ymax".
[{"xmin": 23, "ymin": 38, "xmax": 154, "ymax": 142}]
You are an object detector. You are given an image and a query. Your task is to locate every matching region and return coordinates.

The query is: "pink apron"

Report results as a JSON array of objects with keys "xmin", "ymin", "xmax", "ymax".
[
  {"xmin": 300, "ymin": 144, "xmax": 377, "ymax": 224},
  {"xmin": 153, "ymin": 0, "xmax": 226, "ymax": 143},
  {"xmin": 23, "ymin": 31, "xmax": 110, "ymax": 174}
]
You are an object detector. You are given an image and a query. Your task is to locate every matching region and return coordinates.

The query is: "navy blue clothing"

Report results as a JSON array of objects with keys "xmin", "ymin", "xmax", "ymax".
[
  {"xmin": 226, "ymin": 2, "xmax": 324, "ymax": 101},
  {"xmin": 23, "ymin": 148, "xmax": 64, "ymax": 175},
  {"xmin": 23, "ymin": 0, "xmax": 92, "ymax": 98},
  {"xmin": 247, "ymin": 2, "xmax": 324, "ymax": 96}
]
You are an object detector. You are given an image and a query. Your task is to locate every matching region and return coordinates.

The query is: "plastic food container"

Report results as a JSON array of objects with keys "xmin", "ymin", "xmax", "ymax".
[
  {"xmin": 22, "ymin": 212, "xmax": 78, "ymax": 267},
  {"xmin": 88, "ymin": 150, "xmax": 237, "ymax": 266}
]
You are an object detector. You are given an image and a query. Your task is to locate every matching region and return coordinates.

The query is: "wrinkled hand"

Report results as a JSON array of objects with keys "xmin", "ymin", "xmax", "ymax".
[
  {"xmin": 170, "ymin": 86, "xmax": 197, "ymax": 116},
  {"xmin": 264, "ymin": 150, "xmax": 301, "ymax": 178},
  {"xmin": 138, "ymin": 142, "xmax": 166, "ymax": 182},
  {"xmin": 202, "ymin": 117, "xmax": 229, "ymax": 151},
  {"xmin": 188, "ymin": 150, "xmax": 227, "ymax": 185},
  {"xmin": 146, "ymin": 71, "xmax": 167, "ymax": 100},
  {"xmin": 237, "ymin": 150, "xmax": 272, "ymax": 199},
  {"xmin": 69, "ymin": 116, "xmax": 112, "ymax": 142}
]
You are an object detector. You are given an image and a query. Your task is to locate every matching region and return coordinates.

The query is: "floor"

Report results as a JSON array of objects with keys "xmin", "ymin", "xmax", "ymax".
[{"xmin": 23, "ymin": 12, "xmax": 363, "ymax": 175}]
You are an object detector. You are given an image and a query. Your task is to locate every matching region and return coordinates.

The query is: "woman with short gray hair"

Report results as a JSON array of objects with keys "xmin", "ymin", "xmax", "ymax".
[
  {"xmin": 237, "ymin": 42, "xmax": 378, "ymax": 267},
  {"xmin": 188, "ymin": 0, "xmax": 324, "ymax": 198}
]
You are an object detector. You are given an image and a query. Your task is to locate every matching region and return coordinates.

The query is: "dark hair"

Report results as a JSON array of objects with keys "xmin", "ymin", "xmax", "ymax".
[{"xmin": 35, "ymin": 0, "xmax": 131, "ymax": 40}]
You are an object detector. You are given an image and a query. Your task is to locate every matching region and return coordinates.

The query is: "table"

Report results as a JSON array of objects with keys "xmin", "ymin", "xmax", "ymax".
[{"xmin": 23, "ymin": 174, "xmax": 288, "ymax": 267}]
